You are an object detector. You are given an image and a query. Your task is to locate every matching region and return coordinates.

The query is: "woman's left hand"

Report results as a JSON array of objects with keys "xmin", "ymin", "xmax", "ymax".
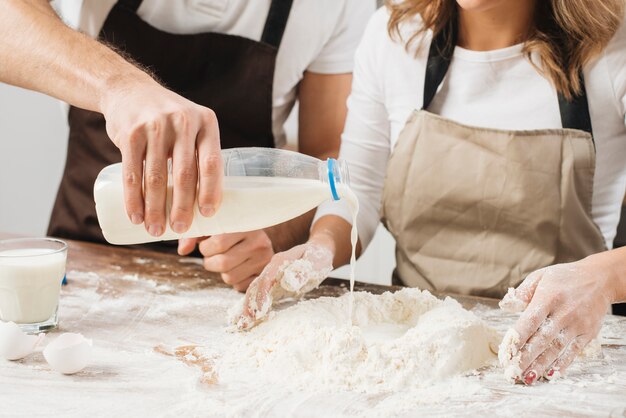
[
  {"xmin": 501, "ymin": 258, "xmax": 613, "ymax": 384},
  {"xmin": 234, "ymin": 241, "xmax": 335, "ymax": 330}
]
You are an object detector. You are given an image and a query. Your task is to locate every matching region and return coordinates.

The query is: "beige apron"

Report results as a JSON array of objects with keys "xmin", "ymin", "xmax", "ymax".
[{"xmin": 380, "ymin": 26, "xmax": 607, "ymax": 298}]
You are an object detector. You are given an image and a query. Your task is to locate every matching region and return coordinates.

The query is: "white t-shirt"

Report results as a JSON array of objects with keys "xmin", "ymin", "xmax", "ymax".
[
  {"xmin": 316, "ymin": 8, "xmax": 626, "ymax": 251},
  {"xmin": 53, "ymin": 0, "xmax": 375, "ymax": 147}
]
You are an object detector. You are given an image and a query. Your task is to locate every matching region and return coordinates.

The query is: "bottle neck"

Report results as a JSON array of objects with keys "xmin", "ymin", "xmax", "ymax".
[{"xmin": 319, "ymin": 158, "xmax": 350, "ymax": 201}]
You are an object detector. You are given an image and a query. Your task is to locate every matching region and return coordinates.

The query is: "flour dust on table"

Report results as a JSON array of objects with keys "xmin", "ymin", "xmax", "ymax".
[{"xmin": 5, "ymin": 254, "xmax": 624, "ymax": 417}]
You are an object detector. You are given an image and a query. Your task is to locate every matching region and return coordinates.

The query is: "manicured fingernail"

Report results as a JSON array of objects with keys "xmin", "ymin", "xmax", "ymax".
[
  {"xmin": 545, "ymin": 368, "xmax": 560, "ymax": 381},
  {"xmin": 131, "ymin": 213, "xmax": 144, "ymax": 224},
  {"xmin": 148, "ymin": 224, "xmax": 163, "ymax": 237},
  {"xmin": 524, "ymin": 370, "xmax": 537, "ymax": 385},
  {"xmin": 200, "ymin": 205, "xmax": 215, "ymax": 217},
  {"xmin": 172, "ymin": 222, "xmax": 187, "ymax": 234}
]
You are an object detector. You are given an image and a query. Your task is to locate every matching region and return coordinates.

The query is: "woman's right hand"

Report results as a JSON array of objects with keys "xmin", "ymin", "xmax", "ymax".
[{"xmin": 234, "ymin": 241, "xmax": 335, "ymax": 330}]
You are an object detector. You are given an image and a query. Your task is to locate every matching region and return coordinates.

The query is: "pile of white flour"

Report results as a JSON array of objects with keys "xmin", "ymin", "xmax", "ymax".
[{"xmin": 213, "ymin": 288, "xmax": 500, "ymax": 395}]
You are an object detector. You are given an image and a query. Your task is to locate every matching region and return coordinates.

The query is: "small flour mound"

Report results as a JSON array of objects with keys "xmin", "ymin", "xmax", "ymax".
[{"xmin": 216, "ymin": 288, "xmax": 499, "ymax": 396}]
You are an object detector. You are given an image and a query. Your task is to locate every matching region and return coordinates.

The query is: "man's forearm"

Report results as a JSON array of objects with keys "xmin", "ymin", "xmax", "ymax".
[
  {"xmin": 1, "ymin": 0, "xmax": 155, "ymax": 113},
  {"xmin": 264, "ymin": 210, "xmax": 316, "ymax": 254}
]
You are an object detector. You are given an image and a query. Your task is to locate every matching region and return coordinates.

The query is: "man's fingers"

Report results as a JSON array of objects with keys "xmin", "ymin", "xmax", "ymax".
[
  {"xmin": 196, "ymin": 109, "xmax": 222, "ymax": 217},
  {"xmin": 221, "ymin": 259, "xmax": 265, "ymax": 287},
  {"xmin": 233, "ymin": 277, "xmax": 256, "ymax": 293},
  {"xmin": 177, "ymin": 237, "xmax": 199, "ymax": 256},
  {"xmin": 120, "ymin": 130, "xmax": 146, "ymax": 225},
  {"xmin": 199, "ymin": 233, "xmax": 245, "ymax": 258},
  {"xmin": 170, "ymin": 125, "xmax": 197, "ymax": 233},
  {"xmin": 204, "ymin": 252, "xmax": 250, "ymax": 275},
  {"xmin": 203, "ymin": 232, "xmax": 272, "ymax": 275},
  {"xmin": 143, "ymin": 121, "xmax": 169, "ymax": 237}
]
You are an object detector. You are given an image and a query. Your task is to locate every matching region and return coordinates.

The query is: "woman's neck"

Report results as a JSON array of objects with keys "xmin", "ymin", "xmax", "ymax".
[{"xmin": 457, "ymin": 1, "xmax": 536, "ymax": 51}]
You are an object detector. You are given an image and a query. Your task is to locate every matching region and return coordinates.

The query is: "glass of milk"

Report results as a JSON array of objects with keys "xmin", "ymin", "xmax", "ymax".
[{"xmin": 0, "ymin": 238, "xmax": 67, "ymax": 333}]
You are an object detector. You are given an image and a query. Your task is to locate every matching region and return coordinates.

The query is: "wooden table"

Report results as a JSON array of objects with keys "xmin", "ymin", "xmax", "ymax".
[{"xmin": 0, "ymin": 237, "xmax": 625, "ymax": 417}]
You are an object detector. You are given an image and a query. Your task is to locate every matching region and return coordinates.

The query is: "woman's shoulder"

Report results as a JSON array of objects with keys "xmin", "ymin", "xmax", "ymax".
[
  {"xmin": 594, "ymin": 18, "xmax": 626, "ymax": 106},
  {"xmin": 369, "ymin": 6, "xmax": 392, "ymax": 30},
  {"xmin": 602, "ymin": 17, "xmax": 626, "ymax": 59},
  {"xmin": 359, "ymin": 7, "xmax": 392, "ymax": 48},
  {"xmin": 360, "ymin": 6, "xmax": 429, "ymax": 55}
]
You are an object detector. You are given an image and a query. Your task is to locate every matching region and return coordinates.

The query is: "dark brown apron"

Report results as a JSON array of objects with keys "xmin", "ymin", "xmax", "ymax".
[{"xmin": 48, "ymin": 0, "xmax": 293, "ymax": 251}]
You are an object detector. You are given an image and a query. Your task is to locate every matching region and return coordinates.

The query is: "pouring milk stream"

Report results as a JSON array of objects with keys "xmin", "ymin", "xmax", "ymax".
[{"xmin": 94, "ymin": 148, "xmax": 360, "ymax": 321}]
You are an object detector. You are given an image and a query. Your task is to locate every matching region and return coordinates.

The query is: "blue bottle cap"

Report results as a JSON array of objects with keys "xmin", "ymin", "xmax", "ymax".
[{"xmin": 327, "ymin": 158, "xmax": 340, "ymax": 201}]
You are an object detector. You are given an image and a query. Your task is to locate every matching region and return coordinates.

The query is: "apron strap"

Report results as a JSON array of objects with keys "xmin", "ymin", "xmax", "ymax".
[
  {"xmin": 558, "ymin": 74, "xmax": 593, "ymax": 134},
  {"xmin": 261, "ymin": 0, "xmax": 294, "ymax": 49},
  {"xmin": 116, "ymin": 0, "xmax": 142, "ymax": 13},
  {"xmin": 423, "ymin": 20, "xmax": 594, "ymax": 137},
  {"xmin": 423, "ymin": 20, "xmax": 458, "ymax": 111}
]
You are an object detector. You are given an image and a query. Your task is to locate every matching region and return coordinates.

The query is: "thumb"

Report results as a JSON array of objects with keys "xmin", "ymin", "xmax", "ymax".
[
  {"xmin": 500, "ymin": 269, "xmax": 543, "ymax": 313},
  {"xmin": 178, "ymin": 237, "xmax": 199, "ymax": 256}
]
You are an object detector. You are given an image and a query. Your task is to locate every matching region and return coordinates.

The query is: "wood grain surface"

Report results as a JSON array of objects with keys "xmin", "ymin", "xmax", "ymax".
[{"xmin": 0, "ymin": 235, "xmax": 624, "ymax": 417}]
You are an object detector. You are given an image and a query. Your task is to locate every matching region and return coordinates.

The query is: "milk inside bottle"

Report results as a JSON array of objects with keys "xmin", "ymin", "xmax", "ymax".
[{"xmin": 94, "ymin": 148, "xmax": 353, "ymax": 245}]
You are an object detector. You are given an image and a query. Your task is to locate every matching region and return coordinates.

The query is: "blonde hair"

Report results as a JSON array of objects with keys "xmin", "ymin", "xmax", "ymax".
[{"xmin": 387, "ymin": 0, "xmax": 625, "ymax": 99}]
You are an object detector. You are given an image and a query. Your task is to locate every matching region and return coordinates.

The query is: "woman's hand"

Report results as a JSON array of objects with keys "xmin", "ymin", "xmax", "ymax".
[
  {"xmin": 500, "ymin": 258, "xmax": 614, "ymax": 384},
  {"xmin": 233, "ymin": 241, "xmax": 334, "ymax": 330}
]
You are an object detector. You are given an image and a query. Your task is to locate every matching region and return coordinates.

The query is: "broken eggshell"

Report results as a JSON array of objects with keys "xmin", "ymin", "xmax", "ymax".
[
  {"xmin": 43, "ymin": 333, "xmax": 93, "ymax": 374},
  {"xmin": 0, "ymin": 321, "xmax": 45, "ymax": 361}
]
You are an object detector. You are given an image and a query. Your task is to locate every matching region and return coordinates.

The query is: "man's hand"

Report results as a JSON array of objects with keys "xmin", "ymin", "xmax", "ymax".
[
  {"xmin": 499, "ymin": 259, "xmax": 613, "ymax": 384},
  {"xmin": 102, "ymin": 79, "xmax": 223, "ymax": 237},
  {"xmin": 1, "ymin": 1, "xmax": 224, "ymax": 236},
  {"xmin": 178, "ymin": 231, "xmax": 274, "ymax": 291}
]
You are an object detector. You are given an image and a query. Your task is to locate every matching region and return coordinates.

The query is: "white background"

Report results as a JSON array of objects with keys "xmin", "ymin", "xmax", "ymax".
[{"xmin": 0, "ymin": 85, "xmax": 68, "ymax": 237}]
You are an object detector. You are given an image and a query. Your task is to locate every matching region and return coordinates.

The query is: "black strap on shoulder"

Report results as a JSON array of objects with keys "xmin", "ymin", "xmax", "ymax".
[
  {"xmin": 558, "ymin": 74, "xmax": 593, "ymax": 135},
  {"xmin": 423, "ymin": 20, "xmax": 593, "ymax": 138},
  {"xmin": 116, "ymin": 0, "xmax": 142, "ymax": 13},
  {"xmin": 261, "ymin": 0, "xmax": 294, "ymax": 49},
  {"xmin": 423, "ymin": 20, "xmax": 458, "ymax": 110}
]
